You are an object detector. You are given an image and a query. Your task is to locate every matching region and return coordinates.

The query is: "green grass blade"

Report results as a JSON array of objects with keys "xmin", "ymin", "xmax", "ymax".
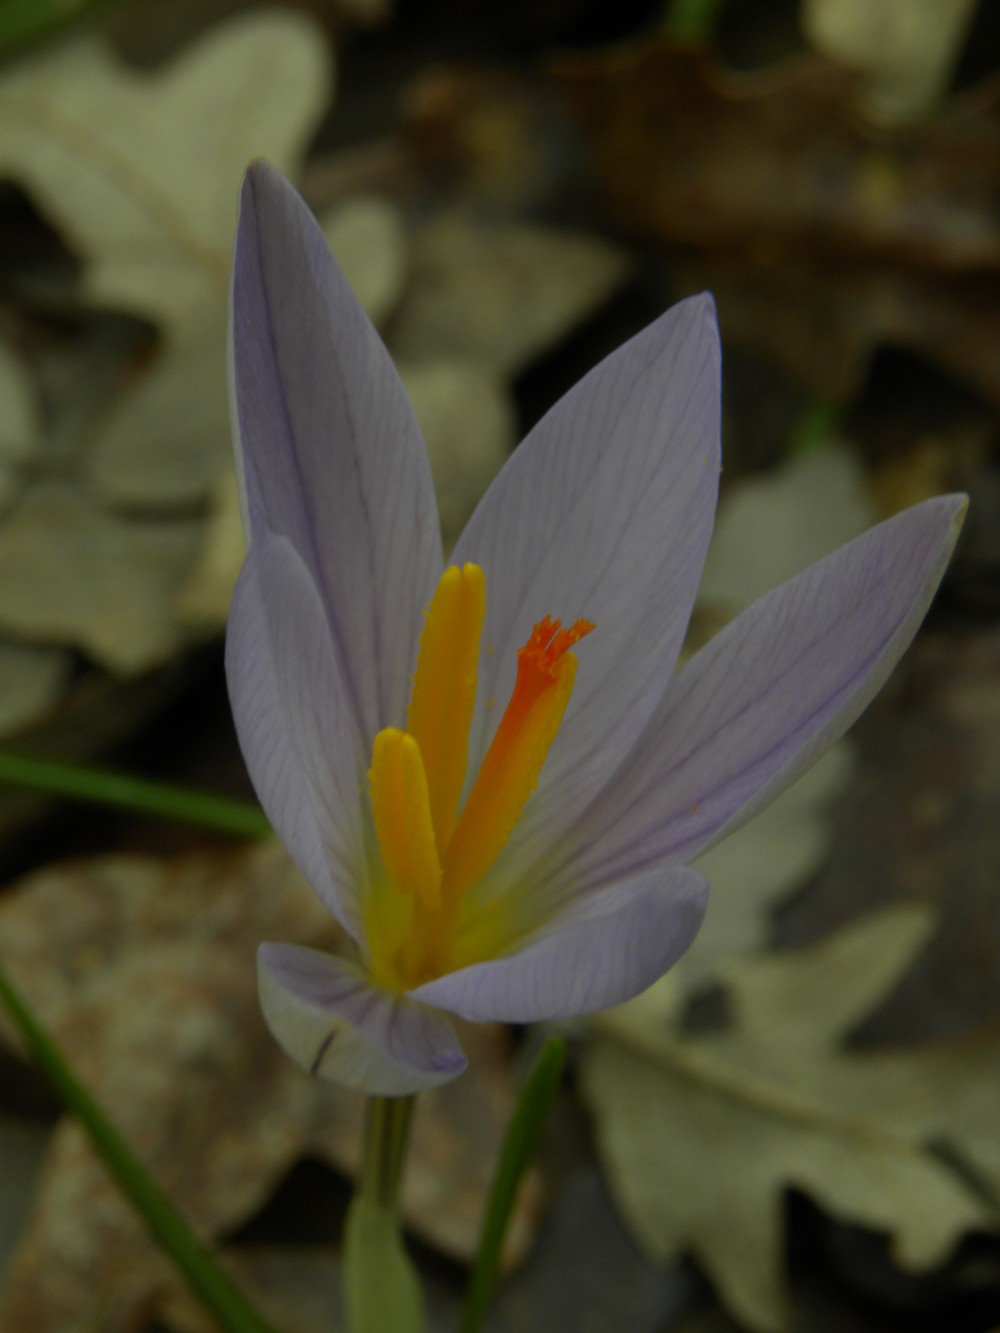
[
  {"xmin": 460, "ymin": 1035, "xmax": 567, "ymax": 1333},
  {"xmin": 0, "ymin": 751, "xmax": 271, "ymax": 837},
  {"xmin": 0, "ymin": 956, "xmax": 282, "ymax": 1333}
]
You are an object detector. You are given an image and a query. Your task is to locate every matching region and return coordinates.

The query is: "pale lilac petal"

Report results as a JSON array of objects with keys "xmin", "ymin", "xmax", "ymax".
[
  {"xmin": 409, "ymin": 866, "xmax": 707, "ymax": 1022},
  {"xmin": 226, "ymin": 532, "xmax": 368, "ymax": 939},
  {"xmin": 572, "ymin": 495, "xmax": 967, "ymax": 887},
  {"xmin": 452, "ymin": 296, "xmax": 720, "ymax": 835},
  {"xmin": 231, "ymin": 160, "xmax": 442, "ymax": 741},
  {"xmin": 258, "ymin": 944, "xmax": 467, "ymax": 1096}
]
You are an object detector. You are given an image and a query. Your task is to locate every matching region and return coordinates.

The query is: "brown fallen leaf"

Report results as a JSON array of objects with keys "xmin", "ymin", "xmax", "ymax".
[
  {"xmin": 0, "ymin": 842, "xmax": 540, "ymax": 1332},
  {"xmin": 552, "ymin": 41, "xmax": 1000, "ymax": 404}
]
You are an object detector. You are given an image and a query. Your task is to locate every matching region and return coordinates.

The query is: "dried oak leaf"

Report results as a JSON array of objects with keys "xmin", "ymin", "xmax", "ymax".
[
  {"xmin": 0, "ymin": 484, "xmax": 203, "ymax": 674},
  {"xmin": 389, "ymin": 211, "xmax": 631, "ymax": 378},
  {"xmin": 553, "ymin": 42, "xmax": 1000, "ymax": 404},
  {"xmin": 0, "ymin": 842, "xmax": 539, "ymax": 1332},
  {"xmin": 0, "ymin": 11, "xmax": 330, "ymax": 324},
  {"xmin": 0, "ymin": 346, "xmax": 73, "ymax": 735},
  {"xmin": 803, "ymin": 0, "xmax": 979, "ymax": 125},
  {"xmin": 0, "ymin": 13, "xmax": 332, "ymax": 674},
  {"xmin": 584, "ymin": 909, "xmax": 1000, "ymax": 1333}
]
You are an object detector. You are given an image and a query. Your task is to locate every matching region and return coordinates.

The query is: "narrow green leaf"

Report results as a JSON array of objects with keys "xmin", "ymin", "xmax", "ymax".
[
  {"xmin": 789, "ymin": 399, "xmax": 841, "ymax": 457},
  {"xmin": 0, "ymin": 0, "xmax": 121, "ymax": 60},
  {"xmin": 661, "ymin": 0, "xmax": 725, "ymax": 42},
  {"xmin": 344, "ymin": 1196, "xmax": 425, "ymax": 1333},
  {"xmin": 0, "ymin": 751, "xmax": 271, "ymax": 838},
  {"xmin": 0, "ymin": 957, "xmax": 282, "ymax": 1333},
  {"xmin": 460, "ymin": 1035, "xmax": 567, "ymax": 1333}
]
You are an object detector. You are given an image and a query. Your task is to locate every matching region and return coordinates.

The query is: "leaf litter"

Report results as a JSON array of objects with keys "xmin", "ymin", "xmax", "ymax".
[
  {"xmin": 0, "ymin": 841, "xmax": 541, "ymax": 1332},
  {"xmin": 584, "ymin": 909, "xmax": 1000, "ymax": 1333}
]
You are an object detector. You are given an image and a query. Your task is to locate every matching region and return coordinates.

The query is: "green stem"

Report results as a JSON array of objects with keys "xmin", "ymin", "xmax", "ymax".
[
  {"xmin": 0, "ymin": 751, "xmax": 271, "ymax": 838},
  {"xmin": 344, "ymin": 1095, "xmax": 424, "ymax": 1333},
  {"xmin": 460, "ymin": 1036, "xmax": 567, "ymax": 1333},
  {"xmin": 0, "ymin": 955, "xmax": 281, "ymax": 1333},
  {"xmin": 359, "ymin": 1095, "xmax": 415, "ymax": 1209}
]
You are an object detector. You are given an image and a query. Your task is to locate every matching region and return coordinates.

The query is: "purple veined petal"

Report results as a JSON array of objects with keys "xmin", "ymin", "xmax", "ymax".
[
  {"xmin": 571, "ymin": 494, "xmax": 967, "ymax": 888},
  {"xmin": 409, "ymin": 866, "xmax": 707, "ymax": 1022},
  {"xmin": 452, "ymin": 295, "xmax": 721, "ymax": 840},
  {"xmin": 230, "ymin": 160, "xmax": 443, "ymax": 742},
  {"xmin": 226, "ymin": 531, "xmax": 369, "ymax": 940},
  {"xmin": 258, "ymin": 944, "xmax": 468, "ymax": 1096}
]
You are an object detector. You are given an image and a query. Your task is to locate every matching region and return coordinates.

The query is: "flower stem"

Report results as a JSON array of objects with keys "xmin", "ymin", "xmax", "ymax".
[
  {"xmin": 344, "ymin": 1095, "xmax": 424, "ymax": 1333},
  {"xmin": 359, "ymin": 1095, "xmax": 415, "ymax": 1209}
]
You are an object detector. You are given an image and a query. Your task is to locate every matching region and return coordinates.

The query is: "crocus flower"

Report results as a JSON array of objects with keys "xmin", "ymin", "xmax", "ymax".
[{"xmin": 227, "ymin": 161, "xmax": 965, "ymax": 1097}]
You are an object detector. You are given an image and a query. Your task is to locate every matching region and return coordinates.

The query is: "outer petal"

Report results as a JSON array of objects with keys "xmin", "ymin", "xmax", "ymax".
[
  {"xmin": 230, "ymin": 160, "xmax": 442, "ymax": 741},
  {"xmin": 409, "ymin": 866, "xmax": 707, "ymax": 1022},
  {"xmin": 452, "ymin": 295, "xmax": 720, "ymax": 834},
  {"xmin": 573, "ymin": 495, "xmax": 967, "ymax": 886},
  {"xmin": 226, "ymin": 532, "xmax": 367, "ymax": 938},
  {"xmin": 258, "ymin": 944, "xmax": 467, "ymax": 1096}
]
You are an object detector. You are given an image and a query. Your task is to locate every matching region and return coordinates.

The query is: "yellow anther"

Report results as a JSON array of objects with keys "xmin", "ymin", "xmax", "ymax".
[
  {"xmin": 441, "ymin": 616, "xmax": 594, "ymax": 904},
  {"xmin": 369, "ymin": 728, "xmax": 442, "ymax": 913},
  {"xmin": 407, "ymin": 563, "xmax": 485, "ymax": 851}
]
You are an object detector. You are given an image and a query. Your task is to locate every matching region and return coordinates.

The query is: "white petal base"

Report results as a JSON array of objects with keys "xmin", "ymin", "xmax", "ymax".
[{"xmin": 258, "ymin": 944, "xmax": 467, "ymax": 1096}]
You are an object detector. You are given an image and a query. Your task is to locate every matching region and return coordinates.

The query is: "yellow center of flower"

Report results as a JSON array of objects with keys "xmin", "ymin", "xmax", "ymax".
[{"xmin": 366, "ymin": 563, "xmax": 593, "ymax": 990}]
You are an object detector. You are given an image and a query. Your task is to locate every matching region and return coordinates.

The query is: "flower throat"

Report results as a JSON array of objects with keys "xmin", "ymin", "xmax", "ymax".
[{"xmin": 367, "ymin": 563, "xmax": 593, "ymax": 989}]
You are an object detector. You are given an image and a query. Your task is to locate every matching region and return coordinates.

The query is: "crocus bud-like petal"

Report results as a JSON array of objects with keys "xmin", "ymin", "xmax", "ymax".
[
  {"xmin": 409, "ymin": 866, "xmax": 707, "ymax": 1023},
  {"xmin": 574, "ymin": 495, "xmax": 967, "ymax": 887},
  {"xmin": 227, "ymin": 532, "xmax": 368, "ymax": 939},
  {"xmin": 228, "ymin": 165, "xmax": 966, "ymax": 1096},
  {"xmin": 453, "ymin": 295, "xmax": 720, "ymax": 841},
  {"xmin": 231, "ymin": 160, "xmax": 443, "ymax": 742},
  {"xmin": 258, "ymin": 944, "xmax": 467, "ymax": 1096}
]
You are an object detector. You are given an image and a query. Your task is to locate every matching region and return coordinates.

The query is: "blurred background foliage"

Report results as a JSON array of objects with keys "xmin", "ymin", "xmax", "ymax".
[{"xmin": 0, "ymin": 0, "xmax": 998, "ymax": 1329}]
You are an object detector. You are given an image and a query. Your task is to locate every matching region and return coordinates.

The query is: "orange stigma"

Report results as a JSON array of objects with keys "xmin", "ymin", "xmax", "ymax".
[{"xmin": 366, "ymin": 567, "xmax": 594, "ymax": 988}]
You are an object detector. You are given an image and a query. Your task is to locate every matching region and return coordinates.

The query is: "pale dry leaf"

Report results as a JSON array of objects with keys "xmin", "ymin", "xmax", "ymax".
[
  {"xmin": 803, "ymin": 0, "xmax": 980, "ymax": 123},
  {"xmin": 390, "ymin": 211, "xmax": 631, "ymax": 377},
  {"xmin": 0, "ymin": 11, "xmax": 330, "ymax": 324},
  {"xmin": 173, "ymin": 469, "xmax": 245, "ymax": 628},
  {"xmin": 0, "ymin": 642, "xmax": 74, "ymax": 739},
  {"xmin": 696, "ymin": 441, "xmax": 876, "ymax": 615},
  {"xmin": 321, "ymin": 196, "xmax": 408, "ymax": 329},
  {"xmin": 0, "ymin": 343, "xmax": 40, "ymax": 510},
  {"xmin": 87, "ymin": 314, "xmax": 229, "ymax": 508},
  {"xmin": 685, "ymin": 743, "xmax": 854, "ymax": 986},
  {"xmin": 0, "ymin": 484, "xmax": 203, "ymax": 673},
  {"xmin": 584, "ymin": 909, "xmax": 1000, "ymax": 1332},
  {"xmin": 398, "ymin": 359, "xmax": 516, "ymax": 540},
  {"xmin": 0, "ymin": 844, "xmax": 540, "ymax": 1332}
]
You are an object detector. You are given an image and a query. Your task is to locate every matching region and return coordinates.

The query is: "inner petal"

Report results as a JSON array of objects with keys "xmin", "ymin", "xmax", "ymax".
[{"xmin": 366, "ymin": 563, "xmax": 593, "ymax": 988}]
